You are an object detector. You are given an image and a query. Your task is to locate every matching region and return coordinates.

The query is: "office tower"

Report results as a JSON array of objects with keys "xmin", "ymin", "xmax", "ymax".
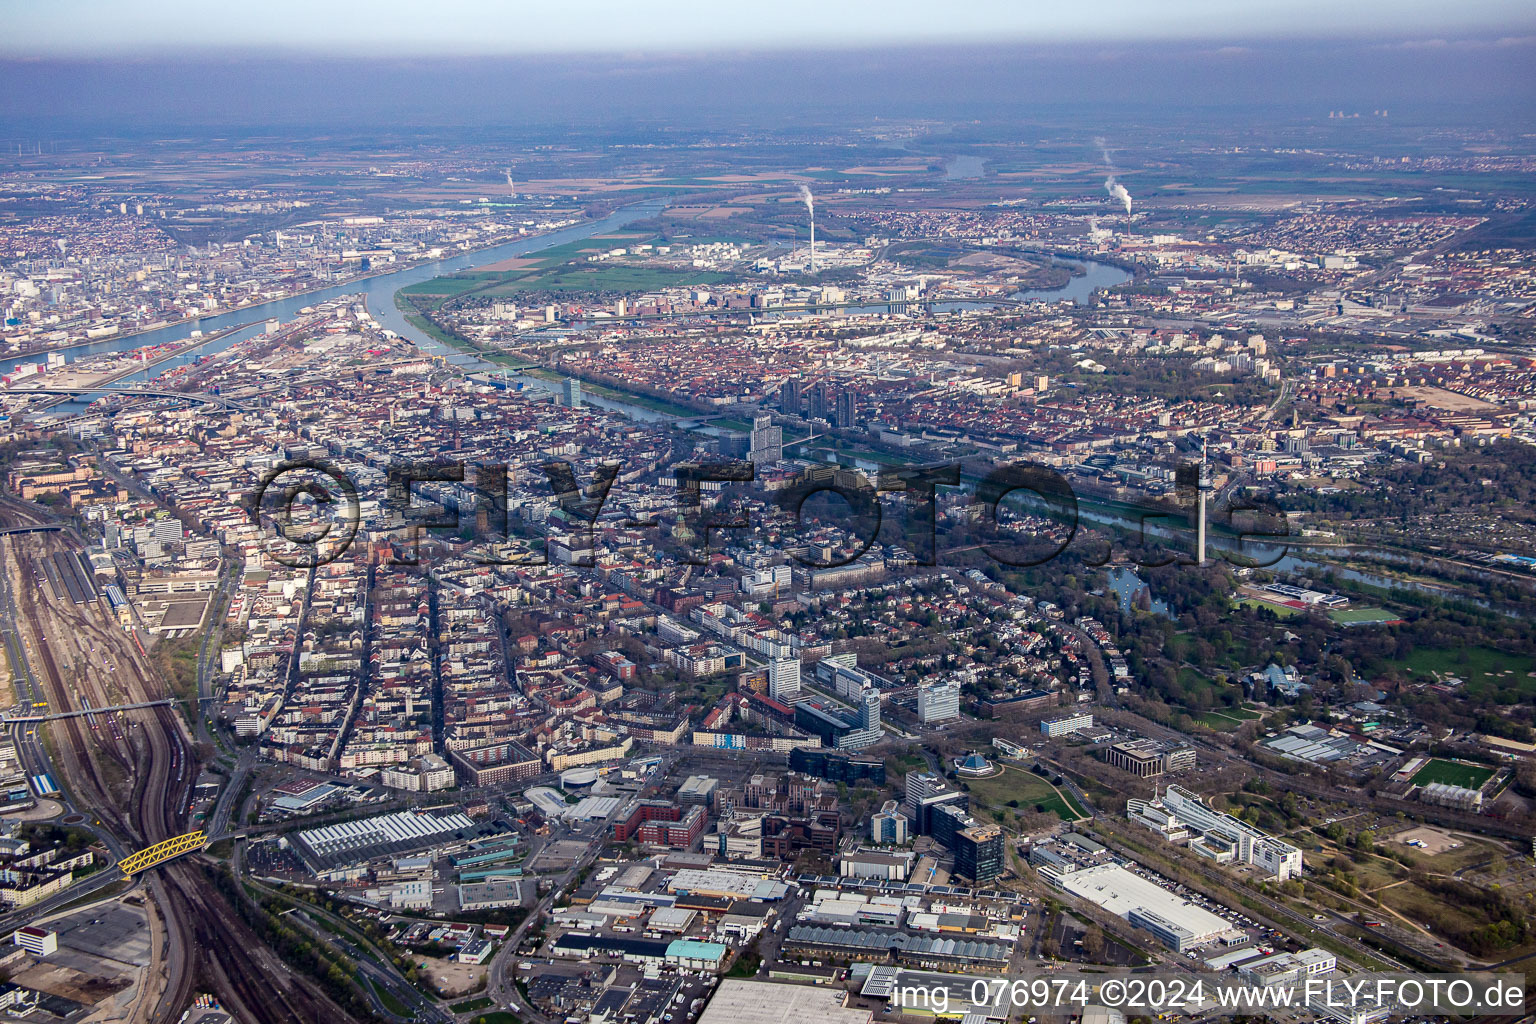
[
  {"xmin": 916, "ymin": 679, "xmax": 960, "ymax": 723},
  {"xmin": 954, "ymin": 824, "xmax": 1004, "ymax": 883},
  {"xmin": 768, "ymin": 657, "xmax": 801, "ymax": 703},
  {"xmin": 870, "ymin": 800, "xmax": 909, "ymax": 844},
  {"xmin": 930, "ymin": 801, "xmax": 971, "ymax": 849},
  {"xmin": 779, "ymin": 379, "xmax": 803, "ymax": 415},
  {"xmin": 835, "ymin": 389, "xmax": 858, "ymax": 428},
  {"xmin": 905, "ymin": 772, "xmax": 943, "ymax": 818},
  {"xmin": 749, "ymin": 415, "xmax": 782, "ymax": 467},
  {"xmin": 906, "ymin": 776, "xmax": 968, "ymax": 834},
  {"xmin": 807, "ymin": 382, "xmax": 831, "ymax": 422},
  {"xmin": 856, "ymin": 688, "xmax": 880, "ymax": 732},
  {"xmin": 563, "ymin": 377, "xmax": 583, "ymax": 409}
]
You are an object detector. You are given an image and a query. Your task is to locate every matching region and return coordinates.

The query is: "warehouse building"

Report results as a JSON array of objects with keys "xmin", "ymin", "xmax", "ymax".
[
  {"xmin": 852, "ymin": 964, "xmax": 1011, "ymax": 1021},
  {"xmin": 783, "ymin": 925, "xmax": 1012, "ymax": 972},
  {"xmin": 457, "ymin": 878, "xmax": 533, "ymax": 911},
  {"xmin": 839, "ymin": 848, "xmax": 915, "ymax": 881},
  {"xmin": 667, "ymin": 868, "xmax": 792, "ymax": 902},
  {"xmin": 1037, "ymin": 861, "xmax": 1230, "ymax": 952},
  {"xmin": 698, "ymin": 980, "xmax": 872, "ymax": 1024},
  {"xmin": 290, "ymin": 809, "xmax": 482, "ymax": 879}
]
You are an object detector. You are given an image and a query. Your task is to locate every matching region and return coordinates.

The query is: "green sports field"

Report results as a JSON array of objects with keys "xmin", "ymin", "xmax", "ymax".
[
  {"xmin": 1410, "ymin": 758, "xmax": 1494, "ymax": 789},
  {"xmin": 1329, "ymin": 606, "xmax": 1402, "ymax": 625}
]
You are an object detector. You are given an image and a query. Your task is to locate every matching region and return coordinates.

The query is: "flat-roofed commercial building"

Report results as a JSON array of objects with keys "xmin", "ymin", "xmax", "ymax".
[
  {"xmin": 1157, "ymin": 785, "xmax": 1303, "ymax": 881},
  {"xmin": 1106, "ymin": 738, "xmax": 1195, "ymax": 778},
  {"xmin": 12, "ymin": 926, "xmax": 56, "ymax": 957},
  {"xmin": 789, "ymin": 747, "xmax": 885, "ymax": 786},
  {"xmin": 667, "ymin": 868, "xmax": 791, "ymax": 902},
  {"xmin": 1041, "ymin": 712, "xmax": 1094, "ymax": 738},
  {"xmin": 292, "ymin": 810, "xmax": 480, "ymax": 879},
  {"xmin": 784, "ymin": 925, "xmax": 1012, "ymax": 972},
  {"xmin": 698, "ymin": 980, "xmax": 872, "ymax": 1024},
  {"xmin": 916, "ymin": 680, "xmax": 960, "ymax": 724},
  {"xmin": 1039, "ymin": 861, "xmax": 1229, "ymax": 952},
  {"xmin": 457, "ymin": 878, "xmax": 532, "ymax": 911},
  {"xmin": 1239, "ymin": 948, "xmax": 1337, "ymax": 987},
  {"xmin": 839, "ymin": 848, "xmax": 915, "ymax": 881}
]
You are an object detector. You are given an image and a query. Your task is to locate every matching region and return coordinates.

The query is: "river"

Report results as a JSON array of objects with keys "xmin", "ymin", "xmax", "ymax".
[
  {"xmin": 25, "ymin": 205, "xmax": 1127, "ymax": 419},
  {"xmin": 4, "ymin": 200, "xmax": 669, "ymax": 381}
]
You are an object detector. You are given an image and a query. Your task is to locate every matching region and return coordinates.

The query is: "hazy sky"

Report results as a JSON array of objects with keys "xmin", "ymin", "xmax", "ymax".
[
  {"xmin": 3, "ymin": 3, "xmax": 1532, "ymax": 131},
  {"xmin": 5, "ymin": 0, "xmax": 1535, "ymax": 55}
]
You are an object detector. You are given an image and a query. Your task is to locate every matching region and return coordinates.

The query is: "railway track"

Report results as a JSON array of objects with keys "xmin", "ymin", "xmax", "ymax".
[
  {"xmin": 163, "ymin": 863, "xmax": 357, "ymax": 1024},
  {"xmin": 6, "ymin": 542, "xmax": 133, "ymax": 832},
  {"xmin": 1, "ymin": 520, "xmax": 365, "ymax": 1023}
]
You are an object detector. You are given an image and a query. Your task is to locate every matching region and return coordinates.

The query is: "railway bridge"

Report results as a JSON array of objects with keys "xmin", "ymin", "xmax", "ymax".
[{"xmin": 118, "ymin": 830, "xmax": 208, "ymax": 876}]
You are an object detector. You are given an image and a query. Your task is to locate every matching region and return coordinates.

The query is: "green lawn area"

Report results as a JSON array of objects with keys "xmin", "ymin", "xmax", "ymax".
[
  {"xmin": 523, "ymin": 233, "xmax": 654, "ymax": 267},
  {"xmin": 451, "ymin": 996, "xmax": 497, "ymax": 1013},
  {"xmin": 374, "ymin": 983, "xmax": 409, "ymax": 1017},
  {"xmin": 1394, "ymin": 645, "xmax": 1536, "ymax": 695},
  {"xmin": 475, "ymin": 1013, "xmax": 523, "ymax": 1024},
  {"xmin": 399, "ymin": 229, "xmax": 727, "ymax": 305},
  {"xmin": 399, "ymin": 273, "xmax": 503, "ymax": 298},
  {"xmin": 1410, "ymin": 758, "xmax": 1495, "ymax": 789},
  {"xmin": 1237, "ymin": 597, "xmax": 1303, "ymax": 617},
  {"xmin": 963, "ymin": 765, "xmax": 1086, "ymax": 823},
  {"xmin": 481, "ymin": 265, "xmax": 730, "ymax": 296},
  {"xmin": 1196, "ymin": 708, "xmax": 1261, "ymax": 731},
  {"xmin": 1329, "ymin": 606, "xmax": 1402, "ymax": 625}
]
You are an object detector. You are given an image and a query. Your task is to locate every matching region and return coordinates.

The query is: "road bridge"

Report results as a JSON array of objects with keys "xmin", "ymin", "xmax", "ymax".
[
  {"xmin": 4, "ymin": 386, "xmax": 246, "ymax": 411},
  {"xmin": 3, "ymin": 698, "xmax": 175, "ymax": 723},
  {"xmin": 0, "ymin": 524, "xmax": 63, "ymax": 536}
]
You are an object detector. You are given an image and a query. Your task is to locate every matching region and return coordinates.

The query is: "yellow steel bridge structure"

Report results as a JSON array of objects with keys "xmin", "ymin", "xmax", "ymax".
[{"xmin": 119, "ymin": 830, "xmax": 207, "ymax": 875}]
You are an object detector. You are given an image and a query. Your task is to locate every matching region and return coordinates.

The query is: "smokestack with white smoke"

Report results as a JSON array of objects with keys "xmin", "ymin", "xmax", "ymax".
[
  {"xmin": 799, "ymin": 184, "xmax": 816, "ymax": 273},
  {"xmin": 1105, "ymin": 176, "xmax": 1132, "ymax": 215},
  {"xmin": 505, "ymin": 169, "xmax": 515, "ymax": 196},
  {"xmin": 1094, "ymin": 137, "xmax": 1133, "ymax": 215}
]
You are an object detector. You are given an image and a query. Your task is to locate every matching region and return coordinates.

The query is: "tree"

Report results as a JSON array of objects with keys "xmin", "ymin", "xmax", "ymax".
[
  {"xmin": 1082, "ymin": 925, "xmax": 1105, "ymax": 960},
  {"xmin": 1352, "ymin": 830, "xmax": 1376, "ymax": 856}
]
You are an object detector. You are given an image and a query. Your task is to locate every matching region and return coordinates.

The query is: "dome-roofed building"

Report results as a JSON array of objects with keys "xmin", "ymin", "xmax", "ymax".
[{"xmin": 953, "ymin": 751, "xmax": 999, "ymax": 778}]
